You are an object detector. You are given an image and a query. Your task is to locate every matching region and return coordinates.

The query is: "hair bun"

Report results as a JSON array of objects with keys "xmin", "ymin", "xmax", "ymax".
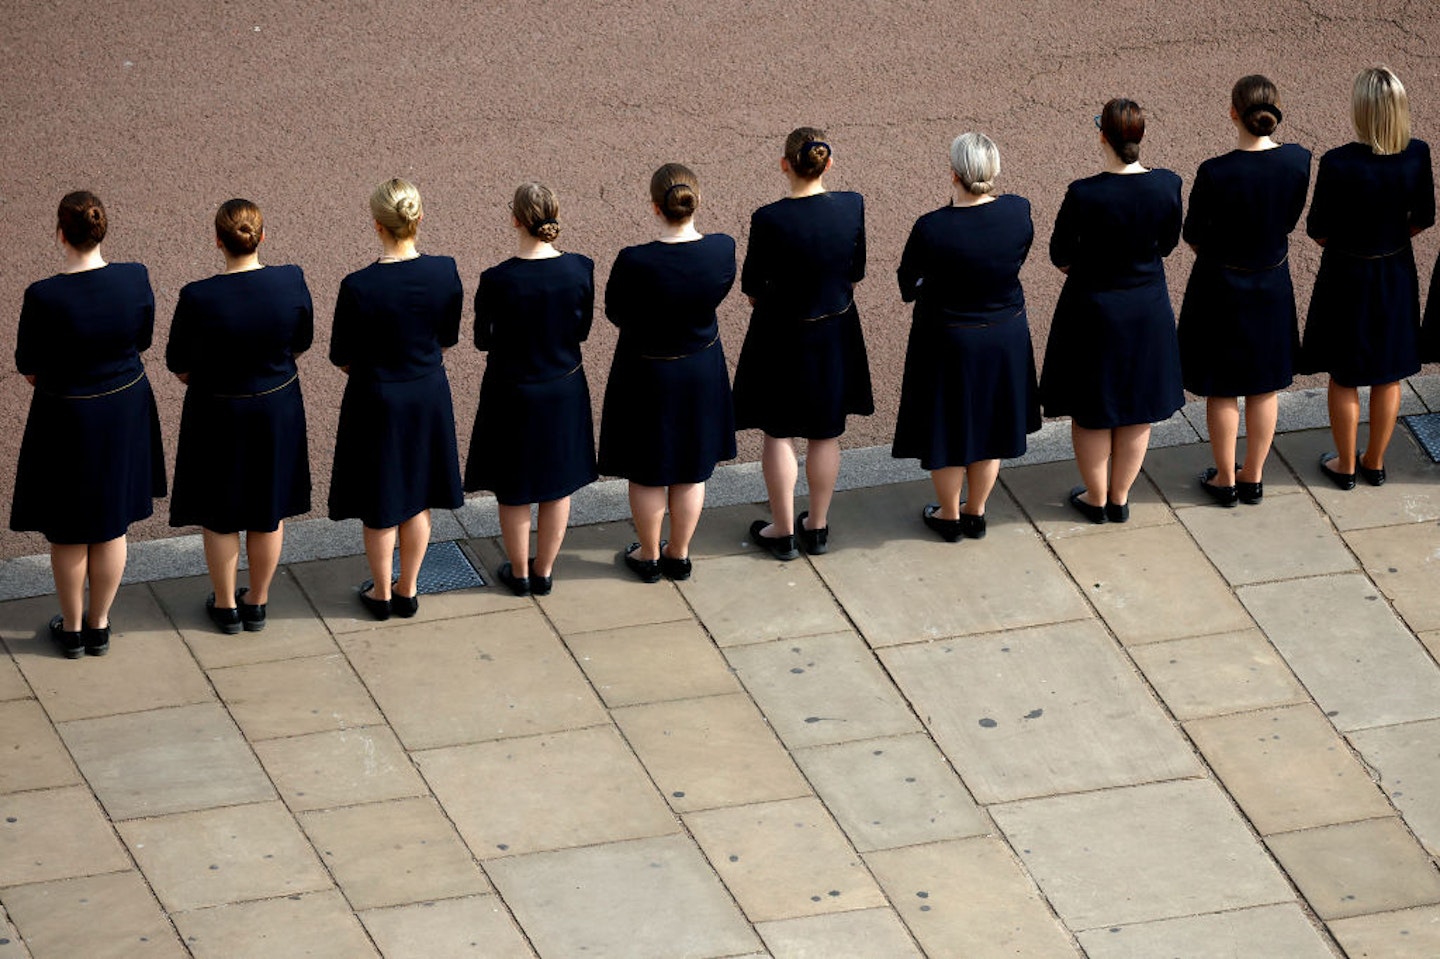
[
  {"xmin": 87, "ymin": 208, "xmax": 103, "ymax": 223},
  {"xmin": 395, "ymin": 196, "xmax": 420, "ymax": 223}
]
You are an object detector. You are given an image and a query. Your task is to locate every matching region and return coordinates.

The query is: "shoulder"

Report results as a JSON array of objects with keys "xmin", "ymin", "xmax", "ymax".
[
  {"xmin": 480, "ymin": 258, "xmax": 518, "ymax": 284},
  {"xmin": 1277, "ymin": 142, "xmax": 1312, "ymax": 163},
  {"xmin": 703, "ymin": 232, "xmax": 736, "ymax": 255},
  {"xmin": 996, "ymin": 193, "xmax": 1031, "ymax": 216},
  {"xmin": 107, "ymin": 262, "xmax": 152, "ymax": 291},
  {"xmin": 751, "ymin": 199, "xmax": 786, "ymax": 226},
  {"xmin": 560, "ymin": 252, "xmax": 595, "ymax": 276},
  {"xmin": 1148, "ymin": 168, "xmax": 1182, "ymax": 188},
  {"xmin": 424, "ymin": 254, "xmax": 461, "ymax": 276}
]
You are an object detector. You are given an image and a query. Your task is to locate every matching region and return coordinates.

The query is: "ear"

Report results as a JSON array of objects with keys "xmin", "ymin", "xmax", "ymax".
[
  {"xmin": 1229, "ymin": 104, "xmax": 1241, "ymax": 122},
  {"xmin": 215, "ymin": 234, "xmax": 225, "ymax": 250},
  {"xmin": 780, "ymin": 157, "xmax": 791, "ymax": 174},
  {"xmin": 823, "ymin": 155, "xmax": 834, "ymax": 174},
  {"xmin": 951, "ymin": 170, "xmax": 961, "ymax": 184}
]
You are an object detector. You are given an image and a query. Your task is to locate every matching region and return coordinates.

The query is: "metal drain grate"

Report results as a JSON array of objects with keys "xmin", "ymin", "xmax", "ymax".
[
  {"xmin": 1403, "ymin": 412, "xmax": 1440, "ymax": 463},
  {"xmin": 392, "ymin": 541, "xmax": 488, "ymax": 594}
]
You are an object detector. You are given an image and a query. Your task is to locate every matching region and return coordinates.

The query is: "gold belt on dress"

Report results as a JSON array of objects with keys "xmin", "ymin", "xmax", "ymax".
[
  {"xmin": 639, "ymin": 334, "xmax": 720, "ymax": 362},
  {"xmin": 42, "ymin": 370, "xmax": 146, "ymax": 400},
  {"xmin": 205, "ymin": 372, "xmax": 300, "ymax": 399}
]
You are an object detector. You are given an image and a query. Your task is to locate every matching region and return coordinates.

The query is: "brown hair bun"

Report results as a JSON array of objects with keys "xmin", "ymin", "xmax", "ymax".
[
  {"xmin": 649, "ymin": 163, "xmax": 700, "ymax": 222},
  {"xmin": 57, "ymin": 191, "xmax": 107, "ymax": 251},
  {"xmin": 215, "ymin": 198, "xmax": 264, "ymax": 255}
]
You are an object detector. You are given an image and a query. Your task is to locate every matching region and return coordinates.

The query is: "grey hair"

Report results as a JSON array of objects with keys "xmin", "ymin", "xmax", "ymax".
[{"xmin": 949, "ymin": 132, "xmax": 1001, "ymax": 195}]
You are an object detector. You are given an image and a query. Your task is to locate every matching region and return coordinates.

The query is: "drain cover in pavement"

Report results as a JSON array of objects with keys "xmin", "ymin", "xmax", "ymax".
[
  {"xmin": 392, "ymin": 541, "xmax": 487, "ymax": 594},
  {"xmin": 1403, "ymin": 412, "xmax": 1440, "ymax": 463}
]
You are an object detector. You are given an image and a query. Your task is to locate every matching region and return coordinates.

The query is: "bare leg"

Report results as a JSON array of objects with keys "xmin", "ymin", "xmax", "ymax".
[
  {"xmin": 1239, "ymin": 393, "xmax": 1278, "ymax": 484},
  {"xmin": 362, "ymin": 525, "xmax": 398, "ymax": 601},
  {"xmin": 533, "ymin": 498, "xmax": 570, "ymax": 578},
  {"xmin": 802, "ymin": 438, "xmax": 841, "ymax": 531},
  {"xmin": 84, "ymin": 535, "xmax": 127, "ymax": 629},
  {"xmin": 962, "ymin": 459, "xmax": 1001, "ymax": 515},
  {"xmin": 664, "ymin": 483, "xmax": 705, "ymax": 559},
  {"xmin": 1205, "ymin": 397, "xmax": 1240, "ymax": 485},
  {"xmin": 394, "ymin": 510, "xmax": 430, "ymax": 599},
  {"xmin": 759, "ymin": 435, "xmax": 798, "ymax": 537},
  {"xmin": 1108, "ymin": 424, "xmax": 1152, "ymax": 506},
  {"xmin": 628, "ymin": 483, "xmax": 667, "ymax": 560},
  {"xmin": 498, "ymin": 503, "xmax": 533, "ymax": 575},
  {"xmin": 51, "ymin": 543, "xmax": 88, "ymax": 632},
  {"xmin": 1325, "ymin": 379, "xmax": 1360, "ymax": 473},
  {"xmin": 1362, "ymin": 381, "xmax": 1402, "ymax": 469},
  {"xmin": 203, "ymin": 529, "xmax": 241, "ymax": 609},
  {"xmin": 1071, "ymin": 424, "xmax": 1112, "ymax": 508},
  {"xmin": 243, "ymin": 524, "xmax": 284, "ymax": 604},
  {"xmin": 930, "ymin": 467, "xmax": 965, "ymax": 520}
]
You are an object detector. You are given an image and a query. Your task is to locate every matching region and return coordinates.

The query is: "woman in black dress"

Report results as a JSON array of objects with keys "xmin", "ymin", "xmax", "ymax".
[
  {"xmin": 466, "ymin": 183, "xmax": 597, "ymax": 596},
  {"xmin": 1040, "ymin": 99, "xmax": 1184, "ymax": 524},
  {"xmin": 598, "ymin": 163, "xmax": 737, "ymax": 583},
  {"xmin": 1302, "ymin": 67, "xmax": 1434, "ymax": 490},
  {"xmin": 893, "ymin": 132, "xmax": 1039, "ymax": 541},
  {"xmin": 329, "ymin": 178, "xmax": 464, "ymax": 619},
  {"xmin": 1181, "ymin": 76, "xmax": 1311, "ymax": 507},
  {"xmin": 733, "ymin": 127, "xmax": 872, "ymax": 559},
  {"xmin": 168, "ymin": 199, "xmax": 313, "ymax": 632},
  {"xmin": 10, "ymin": 192, "xmax": 166, "ymax": 657}
]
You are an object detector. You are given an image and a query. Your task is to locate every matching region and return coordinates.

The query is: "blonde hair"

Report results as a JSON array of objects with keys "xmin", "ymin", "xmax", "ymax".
[
  {"xmin": 1353, "ymin": 67, "xmax": 1410, "ymax": 156},
  {"xmin": 370, "ymin": 177, "xmax": 423, "ymax": 239},
  {"xmin": 950, "ymin": 132, "xmax": 1001, "ymax": 196},
  {"xmin": 512, "ymin": 182, "xmax": 560, "ymax": 242}
]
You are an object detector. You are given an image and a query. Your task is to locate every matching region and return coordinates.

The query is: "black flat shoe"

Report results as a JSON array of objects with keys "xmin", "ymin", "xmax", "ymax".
[
  {"xmin": 496, "ymin": 562, "xmax": 531, "ymax": 597},
  {"xmin": 206, "ymin": 593, "xmax": 242, "ymax": 635},
  {"xmin": 1237, "ymin": 480, "xmax": 1264, "ymax": 504},
  {"xmin": 528, "ymin": 560, "xmax": 553, "ymax": 596},
  {"xmin": 49, "ymin": 615, "xmax": 84, "ymax": 659},
  {"xmin": 1105, "ymin": 500, "xmax": 1130, "ymax": 523},
  {"xmin": 236, "ymin": 588, "xmax": 267, "ymax": 632},
  {"xmin": 1068, "ymin": 486, "xmax": 1107, "ymax": 524},
  {"xmin": 796, "ymin": 511, "xmax": 829, "ymax": 555},
  {"xmin": 921, "ymin": 504, "xmax": 962, "ymax": 542},
  {"xmin": 958, "ymin": 511, "xmax": 987, "ymax": 540},
  {"xmin": 1199, "ymin": 468, "xmax": 1239, "ymax": 508},
  {"xmin": 1318, "ymin": 452, "xmax": 1356, "ymax": 491},
  {"xmin": 390, "ymin": 592, "xmax": 419, "ymax": 618},
  {"xmin": 1356, "ymin": 450, "xmax": 1386, "ymax": 487},
  {"xmin": 82, "ymin": 622, "xmax": 110, "ymax": 656},
  {"xmin": 659, "ymin": 549, "xmax": 693, "ymax": 581},
  {"xmin": 623, "ymin": 543, "xmax": 662, "ymax": 583},
  {"xmin": 749, "ymin": 520, "xmax": 800, "ymax": 560},
  {"xmin": 358, "ymin": 580, "xmax": 391, "ymax": 621}
]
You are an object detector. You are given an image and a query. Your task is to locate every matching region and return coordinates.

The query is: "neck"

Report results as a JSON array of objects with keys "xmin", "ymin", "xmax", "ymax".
[
  {"xmin": 517, "ymin": 233, "xmax": 558, "ymax": 259},
  {"xmin": 1237, "ymin": 130, "xmax": 1277, "ymax": 152},
  {"xmin": 223, "ymin": 251, "xmax": 262, "ymax": 273},
  {"xmin": 379, "ymin": 234, "xmax": 418, "ymax": 260},
  {"xmin": 788, "ymin": 177, "xmax": 826, "ymax": 199},
  {"xmin": 61, "ymin": 245, "xmax": 105, "ymax": 273},
  {"xmin": 951, "ymin": 186, "xmax": 994, "ymax": 208},
  {"xmin": 658, "ymin": 219, "xmax": 701, "ymax": 242}
]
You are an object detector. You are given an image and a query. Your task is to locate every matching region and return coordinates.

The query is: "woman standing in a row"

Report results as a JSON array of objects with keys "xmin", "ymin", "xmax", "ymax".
[
  {"xmin": 1041, "ymin": 99, "xmax": 1184, "ymax": 523},
  {"xmin": 1180, "ymin": 75, "xmax": 1311, "ymax": 507},
  {"xmin": 599, "ymin": 163, "xmax": 737, "ymax": 583},
  {"xmin": 11, "ymin": 192, "xmax": 167, "ymax": 657},
  {"xmin": 892, "ymin": 132, "xmax": 1039, "ymax": 540},
  {"xmin": 168, "ymin": 199, "xmax": 314, "ymax": 631},
  {"xmin": 467, "ymin": 183, "xmax": 597, "ymax": 596},
  {"xmin": 735, "ymin": 127, "xmax": 872, "ymax": 559},
  {"xmin": 1303, "ymin": 66, "xmax": 1434, "ymax": 490},
  {"xmin": 329, "ymin": 178, "xmax": 464, "ymax": 619}
]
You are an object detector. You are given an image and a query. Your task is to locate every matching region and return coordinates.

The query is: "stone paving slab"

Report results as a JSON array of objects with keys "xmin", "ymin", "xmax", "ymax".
[
  {"xmin": 1265, "ymin": 818, "xmax": 1440, "ymax": 921},
  {"xmin": 358, "ymin": 896, "xmax": 537, "ymax": 959},
  {"xmin": 485, "ymin": 835, "xmax": 760, "ymax": 959},
  {"xmin": 0, "ymin": 787, "xmax": 130, "ymax": 888},
  {"xmin": 882, "ymin": 620, "xmax": 1199, "ymax": 803},
  {"xmin": 1142, "ymin": 440, "xmax": 1305, "ymax": 507},
  {"xmin": 561, "ymin": 618, "xmax": 741, "ymax": 707},
  {"xmin": 1348, "ymin": 719, "xmax": 1440, "ymax": 855},
  {"xmin": 679, "ymin": 554, "xmax": 851, "ymax": 647},
  {"xmin": 150, "ymin": 570, "xmax": 340, "ymax": 669},
  {"xmin": 0, "ymin": 700, "xmax": 80, "ymax": 795},
  {"xmin": 252, "ymin": 725, "xmax": 429, "ymax": 813},
  {"xmin": 1344, "ymin": 522, "xmax": 1440, "ymax": 635},
  {"xmin": 991, "ymin": 780, "xmax": 1294, "ymax": 930},
  {"xmin": 0, "ymin": 871, "xmax": 187, "ymax": 959},
  {"xmin": 1127, "ymin": 629, "xmax": 1309, "ymax": 720},
  {"xmin": 1274, "ymin": 429, "xmax": 1440, "ymax": 532},
  {"xmin": 1074, "ymin": 903, "xmax": 1338, "ymax": 959},
  {"xmin": 171, "ymin": 889, "xmax": 380, "ymax": 959},
  {"xmin": 863, "ymin": 837, "xmax": 1081, "ymax": 959},
  {"xmin": 1240, "ymin": 574, "xmax": 1440, "ymax": 732},
  {"xmin": 756, "ymin": 907, "xmax": 923, "ymax": 959},
  {"xmin": 1327, "ymin": 904, "xmax": 1440, "ymax": 959}
]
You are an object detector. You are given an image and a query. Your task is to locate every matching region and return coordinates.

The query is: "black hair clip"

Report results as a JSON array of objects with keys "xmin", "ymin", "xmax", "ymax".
[{"xmin": 1242, "ymin": 103, "xmax": 1282, "ymax": 123}]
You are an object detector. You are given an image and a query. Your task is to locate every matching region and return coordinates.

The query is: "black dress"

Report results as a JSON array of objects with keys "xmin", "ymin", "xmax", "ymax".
[
  {"xmin": 328, "ymin": 255, "xmax": 464, "ymax": 529},
  {"xmin": 597, "ymin": 234, "xmax": 737, "ymax": 486},
  {"xmin": 732, "ymin": 192, "xmax": 873, "ymax": 439},
  {"xmin": 465, "ymin": 253, "xmax": 598, "ymax": 505},
  {"xmin": 10, "ymin": 263, "xmax": 167, "ymax": 544},
  {"xmin": 1179, "ymin": 145, "xmax": 1312, "ymax": 397},
  {"xmin": 1301, "ymin": 140, "xmax": 1435, "ymax": 385},
  {"xmin": 1040, "ymin": 170, "xmax": 1185, "ymax": 429},
  {"xmin": 892, "ymin": 195, "xmax": 1041, "ymax": 468},
  {"xmin": 168, "ymin": 266, "xmax": 314, "ymax": 533}
]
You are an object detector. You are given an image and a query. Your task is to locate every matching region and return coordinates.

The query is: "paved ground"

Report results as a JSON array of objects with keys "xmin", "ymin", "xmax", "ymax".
[
  {"xmin": 2, "ymin": 406, "xmax": 1439, "ymax": 956},
  {"xmin": 2, "ymin": 0, "xmax": 1439, "ymax": 559}
]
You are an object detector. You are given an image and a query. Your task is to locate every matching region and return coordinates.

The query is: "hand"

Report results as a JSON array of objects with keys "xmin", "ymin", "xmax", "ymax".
[
  {"xmin": 23, "ymin": 374, "xmax": 35, "ymax": 386},
  {"xmin": 174, "ymin": 372, "xmax": 190, "ymax": 385}
]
